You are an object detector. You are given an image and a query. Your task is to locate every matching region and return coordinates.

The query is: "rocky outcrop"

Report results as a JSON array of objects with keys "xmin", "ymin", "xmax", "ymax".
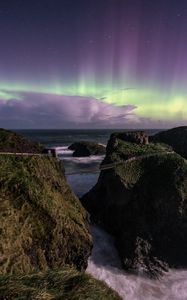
[
  {"xmin": 151, "ymin": 126, "xmax": 187, "ymax": 159},
  {"xmin": 111, "ymin": 131, "xmax": 149, "ymax": 145},
  {"xmin": 0, "ymin": 154, "xmax": 92, "ymax": 274},
  {"xmin": 104, "ymin": 131, "xmax": 172, "ymax": 164},
  {"xmin": 0, "ymin": 267, "xmax": 121, "ymax": 300},
  {"xmin": 81, "ymin": 131, "xmax": 187, "ymax": 278},
  {"xmin": 0, "ymin": 128, "xmax": 44, "ymax": 153},
  {"xmin": 68, "ymin": 141, "xmax": 106, "ymax": 157}
]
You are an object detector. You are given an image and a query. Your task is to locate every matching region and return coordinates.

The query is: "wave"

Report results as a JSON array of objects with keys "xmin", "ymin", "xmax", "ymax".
[
  {"xmin": 99, "ymin": 143, "xmax": 106, "ymax": 147},
  {"xmin": 55, "ymin": 146, "xmax": 74, "ymax": 156},
  {"xmin": 55, "ymin": 146, "xmax": 104, "ymax": 162},
  {"xmin": 54, "ymin": 146, "xmax": 104, "ymax": 176},
  {"xmin": 61, "ymin": 155, "xmax": 105, "ymax": 163},
  {"xmin": 87, "ymin": 225, "xmax": 187, "ymax": 300}
]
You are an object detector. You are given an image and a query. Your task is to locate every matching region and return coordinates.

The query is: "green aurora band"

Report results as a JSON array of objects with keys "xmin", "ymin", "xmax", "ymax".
[{"xmin": 0, "ymin": 80, "xmax": 186, "ymax": 122}]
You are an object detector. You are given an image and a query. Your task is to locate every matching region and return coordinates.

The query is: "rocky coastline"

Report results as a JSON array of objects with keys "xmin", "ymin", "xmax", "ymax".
[{"xmin": 1, "ymin": 126, "xmax": 187, "ymax": 299}]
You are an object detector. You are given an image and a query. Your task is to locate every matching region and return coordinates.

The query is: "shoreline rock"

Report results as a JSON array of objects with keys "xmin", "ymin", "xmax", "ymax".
[{"xmin": 68, "ymin": 141, "xmax": 105, "ymax": 157}]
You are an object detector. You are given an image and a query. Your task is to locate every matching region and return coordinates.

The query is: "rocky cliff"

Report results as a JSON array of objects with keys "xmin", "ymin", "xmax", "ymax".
[
  {"xmin": 0, "ymin": 154, "xmax": 92, "ymax": 274},
  {"xmin": 0, "ymin": 129, "xmax": 121, "ymax": 299},
  {"xmin": 82, "ymin": 131, "xmax": 187, "ymax": 278},
  {"xmin": 0, "ymin": 128, "xmax": 44, "ymax": 153},
  {"xmin": 151, "ymin": 126, "xmax": 187, "ymax": 159}
]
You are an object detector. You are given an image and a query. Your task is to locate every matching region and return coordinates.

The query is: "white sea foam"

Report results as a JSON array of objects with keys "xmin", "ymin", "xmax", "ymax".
[
  {"xmin": 87, "ymin": 225, "xmax": 187, "ymax": 300},
  {"xmin": 99, "ymin": 143, "xmax": 106, "ymax": 147},
  {"xmin": 56, "ymin": 145, "xmax": 104, "ymax": 178},
  {"xmin": 55, "ymin": 146, "xmax": 74, "ymax": 156},
  {"xmin": 62, "ymin": 155, "xmax": 104, "ymax": 163},
  {"xmin": 55, "ymin": 146, "xmax": 104, "ymax": 163}
]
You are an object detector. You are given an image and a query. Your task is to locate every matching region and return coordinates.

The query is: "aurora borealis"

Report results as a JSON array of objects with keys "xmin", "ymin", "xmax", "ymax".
[{"xmin": 0, "ymin": 0, "xmax": 187, "ymax": 128}]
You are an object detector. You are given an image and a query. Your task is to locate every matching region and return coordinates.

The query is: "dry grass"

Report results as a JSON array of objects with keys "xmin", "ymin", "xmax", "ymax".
[
  {"xmin": 0, "ymin": 128, "xmax": 44, "ymax": 153},
  {"xmin": 0, "ymin": 154, "xmax": 92, "ymax": 275},
  {"xmin": 0, "ymin": 268, "xmax": 122, "ymax": 300}
]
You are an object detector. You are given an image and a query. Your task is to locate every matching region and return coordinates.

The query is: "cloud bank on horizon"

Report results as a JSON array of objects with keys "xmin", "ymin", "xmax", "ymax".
[{"xmin": 0, "ymin": 87, "xmax": 186, "ymax": 129}]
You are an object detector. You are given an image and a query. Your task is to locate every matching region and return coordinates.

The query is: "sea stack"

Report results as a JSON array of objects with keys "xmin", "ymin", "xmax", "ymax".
[
  {"xmin": 68, "ymin": 141, "xmax": 106, "ymax": 157},
  {"xmin": 82, "ymin": 131, "xmax": 187, "ymax": 278}
]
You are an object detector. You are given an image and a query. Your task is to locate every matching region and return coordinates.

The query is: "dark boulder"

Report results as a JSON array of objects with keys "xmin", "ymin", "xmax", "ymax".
[
  {"xmin": 68, "ymin": 141, "xmax": 106, "ymax": 157},
  {"xmin": 81, "ymin": 132, "xmax": 187, "ymax": 278},
  {"xmin": 151, "ymin": 126, "xmax": 187, "ymax": 159}
]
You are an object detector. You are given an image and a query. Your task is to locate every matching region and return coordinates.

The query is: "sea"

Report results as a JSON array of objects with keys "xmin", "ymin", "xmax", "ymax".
[{"xmin": 15, "ymin": 129, "xmax": 187, "ymax": 300}]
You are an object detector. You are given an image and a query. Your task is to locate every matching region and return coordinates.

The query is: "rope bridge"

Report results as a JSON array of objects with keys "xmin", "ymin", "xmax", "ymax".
[
  {"xmin": 0, "ymin": 151, "xmax": 180, "ymax": 176},
  {"xmin": 64, "ymin": 152, "xmax": 176, "ymax": 175}
]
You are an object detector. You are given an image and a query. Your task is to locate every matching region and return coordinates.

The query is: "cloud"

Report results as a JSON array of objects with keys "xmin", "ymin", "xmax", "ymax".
[
  {"xmin": 0, "ymin": 90, "xmax": 186, "ymax": 129},
  {"xmin": 0, "ymin": 90, "xmax": 139, "ymax": 128}
]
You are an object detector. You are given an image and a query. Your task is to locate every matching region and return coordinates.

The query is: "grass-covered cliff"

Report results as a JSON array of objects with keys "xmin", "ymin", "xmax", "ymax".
[
  {"xmin": 0, "ymin": 129, "xmax": 122, "ymax": 299},
  {"xmin": 103, "ymin": 130, "xmax": 172, "ymax": 164},
  {"xmin": 0, "ymin": 267, "xmax": 121, "ymax": 300},
  {"xmin": 82, "ymin": 131, "xmax": 187, "ymax": 278},
  {"xmin": 104, "ymin": 139, "xmax": 172, "ymax": 164},
  {"xmin": 0, "ymin": 154, "xmax": 92, "ymax": 274},
  {"xmin": 0, "ymin": 128, "xmax": 44, "ymax": 153}
]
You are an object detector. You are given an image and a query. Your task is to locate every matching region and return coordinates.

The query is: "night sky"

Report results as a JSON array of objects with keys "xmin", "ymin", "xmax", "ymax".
[{"xmin": 0, "ymin": 0, "xmax": 187, "ymax": 128}]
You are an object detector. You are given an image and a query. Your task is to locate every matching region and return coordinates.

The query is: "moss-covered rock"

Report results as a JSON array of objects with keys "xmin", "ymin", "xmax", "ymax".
[
  {"xmin": 109, "ymin": 131, "xmax": 149, "ymax": 146},
  {"xmin": 0, "ymin": 128, "xmax": 44, "ymax": 153},
  {"xmin": 0, "ymin": 267, "xmax": 122, "ymax": 300},
  {"xmin": 0, "ymin": 154, "xmax": 92, "ymax": 275},
  {"xmin": 68, "ymin": 141, "xmax": 105, "ymax": 157},
  {"xmin": 104, "ymin": 134, "xmax": 172, "ymax": 164},
  {"xmin": 82, "ymin": 132, "xmax": 187, "ymax": 278},
  {"xmin": 151, "ymin": 126, "xmax": 187, "ymax": 159}
]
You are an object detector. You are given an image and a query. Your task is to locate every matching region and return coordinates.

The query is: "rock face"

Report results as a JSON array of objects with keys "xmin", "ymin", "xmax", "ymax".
[
  {"xmin": 111, "ymin": 131, "xmax": 149, "ymax": 145},
  {"xmin": 0, "ymin": 154, "xmax": 92, "ymax": 274},
  {"xmin": 0, "ymin": 268, "xmax": 121, "ymax": 300},
  {"xmin": 68, "ymin": 141, "xmax": 106, "ymax": 157},
  {"xmin": 81, "ymin": 132, "xmax": 187, "ymax": 278},
  {"xmin": 151, "ymin": 126, "xmax": 187, "ymax": 159},
  {"xmin": 0, "ymin": 128, "xmax": 44, "ymax": 153},
  {"xmin": 104, "ymin": 131, "xmax": 172, "ymax": 164}
]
